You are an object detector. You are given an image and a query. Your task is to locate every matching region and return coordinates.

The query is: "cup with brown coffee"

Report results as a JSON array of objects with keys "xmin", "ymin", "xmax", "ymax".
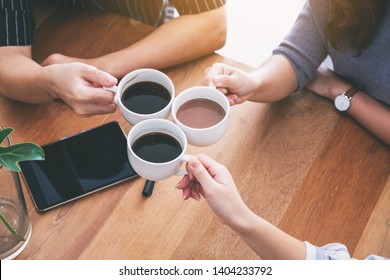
[
  {"xmin": 172, "ymin": 85, "xmax": 230, "ymax": 146},
  {"xmin": 106, "ymin": 68, "xmax": 175, "ymax": 125}
]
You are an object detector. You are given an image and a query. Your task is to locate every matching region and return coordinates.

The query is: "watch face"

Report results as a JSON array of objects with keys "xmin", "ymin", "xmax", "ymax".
[{"xmin": 334, "ymin": 94, "xmax": 350, "ymax": 111}]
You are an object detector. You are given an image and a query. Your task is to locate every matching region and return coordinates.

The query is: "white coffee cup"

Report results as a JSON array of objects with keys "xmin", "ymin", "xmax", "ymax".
[
  {"xmin": 106, "ymin": 68, "xmax": 175, "ymax": 125},
  {"xmin": 172, "ymin": 85, "xmax": 230, "ymax": 146},
  {"xmin": 127, "ymin": 119, "xmax": 190, "ymax": 181}
]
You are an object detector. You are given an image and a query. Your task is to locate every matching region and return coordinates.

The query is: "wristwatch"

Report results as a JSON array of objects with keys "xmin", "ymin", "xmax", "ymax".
[{"xmin": 334, "ymin": 86, "xmax": 359, "ymax": 111}]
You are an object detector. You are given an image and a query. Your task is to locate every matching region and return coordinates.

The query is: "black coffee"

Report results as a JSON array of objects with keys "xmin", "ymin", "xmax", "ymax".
[
  {"xmin": 121, "ymin": 81, "xmax": 171, "ymax": 114},
  {"xmin": 132, "ymin": 132, "xmax": 182, "ymax": 163}
]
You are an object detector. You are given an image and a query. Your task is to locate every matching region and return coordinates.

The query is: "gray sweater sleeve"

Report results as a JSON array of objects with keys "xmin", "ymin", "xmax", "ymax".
[{"xmin": 272, "ymin": 0, "xmax": 329, "ymax": 89}]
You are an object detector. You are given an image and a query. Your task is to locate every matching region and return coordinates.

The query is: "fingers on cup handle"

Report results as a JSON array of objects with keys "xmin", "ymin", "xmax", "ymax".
[
  {"xmin": 209, "ymin": 81, "xmax": 217, "ymax": 89},
  {"xmin": 103, "ymin": 86, "xmax": 119, "ymax": 104},
  {"xmin": 182, "ymin": 185, "xmax": 192, "ymax": 200},
  {"xmin": 176, "ymin": 174, "xmax": 192, "ymax": 189},
  {"xmin": 181, "ymin": 155, "xmax": 195, "ymax": 180}
]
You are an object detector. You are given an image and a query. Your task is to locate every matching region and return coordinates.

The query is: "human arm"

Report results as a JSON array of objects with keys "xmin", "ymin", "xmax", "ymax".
[
  {"xmin": 176, "ymin": 154, "xmax": 306, "ymax": 260},
  {"xmin": 306, "ymin": 65, "xmax": 390, "ymax": 145},
  {"xmin": 0, "ymin": 46, "xmax": 118, "ymax": 116},
  {"xmin": 42, "ymin": 6, "xmax": 227, "ymax": 78},
  {"xmin": 203, "ymin": 55, "xmax": 298, "ymax": 106}
]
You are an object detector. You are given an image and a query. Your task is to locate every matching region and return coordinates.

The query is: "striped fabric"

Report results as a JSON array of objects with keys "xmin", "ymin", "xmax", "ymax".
[
  {"xmin": 169, "ymin": 0, "xmax": 226, "ymax": 15},
  {"xmin": 0, "ymin": 0, "xmax": 34, "ymax": 46},
  {"xmin": 0, "ymin": 0, "xmax": 226, "ymax": 46}
]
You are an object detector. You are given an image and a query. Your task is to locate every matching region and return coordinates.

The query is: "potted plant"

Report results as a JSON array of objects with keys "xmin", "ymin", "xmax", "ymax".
[{"xmin": 0, "ymin": 127, "xmax": 45, "ymax": 259}]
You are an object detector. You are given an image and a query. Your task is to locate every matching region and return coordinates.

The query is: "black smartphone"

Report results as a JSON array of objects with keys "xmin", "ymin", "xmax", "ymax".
[{"xmin": 20, "ymin": 121, "xmax": 138, "ymax": 211}]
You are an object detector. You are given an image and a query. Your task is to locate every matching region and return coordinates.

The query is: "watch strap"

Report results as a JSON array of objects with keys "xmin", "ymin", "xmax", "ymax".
[
  {"xmin": 344, "ymin": 86, "xmax": 359, "ymax": 98},
  {"xmin": 334, "ymin": 85, "xmax": 360, "ymax": 112}
]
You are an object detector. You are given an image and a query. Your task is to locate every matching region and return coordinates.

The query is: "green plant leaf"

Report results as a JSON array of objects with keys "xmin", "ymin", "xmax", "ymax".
[
  {"xmin": 0, "ymin": 128, "xmax": 45, "ymax": 241},
  {"xmin": 0, "ymin": 143, "xmax": 45, "ymax": 172},
  {"xmin": 0, "ymin": 128, "xmax": 13, "ymax": 145},
  {"xmin": 0, "ymin": 213, "xmax": 25, "ymax": 241}
]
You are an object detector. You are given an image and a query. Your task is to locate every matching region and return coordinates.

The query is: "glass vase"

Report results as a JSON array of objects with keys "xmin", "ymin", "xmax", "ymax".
[{"xmin": 0, "ymin": 136, "xmax": 32, "ymax": 260}]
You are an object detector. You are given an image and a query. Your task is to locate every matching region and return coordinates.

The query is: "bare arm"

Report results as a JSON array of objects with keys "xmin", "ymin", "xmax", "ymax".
[
  {"xmin": 349, "ymin": 92, "xmax": 390, "ymax": 145},
  {"xmin": 203, "ymin": 55, "xmax": 298, "ymax": 105},
  {"xmin": 177, "ymin": 154, "xmax": 307, "ymax": 260},
  {"xmin": 249, "ymin": 55, "xmax": 298, "ymax": 102},
  {"xmin": 306, "ymin": 65, "xmax": 390, "ymax": 145},
  {"xmin": 205, "ymin": 58, "xmax": 390, "ymax": 144},
  {"xmin": 234, "ymin": 210, "xmax": 307, "ymax": 260},
  {"xmin": 0, "ymin": 46, "xmax": 52, "ymax": 103},
  {"xmin": 42, "ymin": 6, "xmax": 227, "ymax": 78},
  {"xmin": 0, "ymin": 46, "xmax": 117, "ymax": 116}
]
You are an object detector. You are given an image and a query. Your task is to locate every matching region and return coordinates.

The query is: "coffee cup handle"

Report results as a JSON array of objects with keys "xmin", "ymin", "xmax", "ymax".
[
  {"xmin": 175, "ymin": 154, "xmax": 192, "ymax": 176},
  {"xmin": 104, "ymin": 86, "xmax": 119, "ymax": 105},
  {"xmin": 209, "ymin": 82, "xmax": 217, "ymax": 89}
]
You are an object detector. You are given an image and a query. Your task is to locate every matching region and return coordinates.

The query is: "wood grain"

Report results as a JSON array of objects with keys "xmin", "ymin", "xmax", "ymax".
[
  {"xmin": 278, "ymin": 116, "xmax": 390, "ymax": 256},
  {"xmin": 1, "ymin": 8, "xmax": 388, "ymax": 260},
  {"xmin": 353, "ymin": 175, "xmax": 390, "ymax": 258}
]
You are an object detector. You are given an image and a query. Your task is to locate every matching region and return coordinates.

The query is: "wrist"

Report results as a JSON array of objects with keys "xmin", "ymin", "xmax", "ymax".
[
  {"xmin": 248, "ymin": 70, "xmax": 266, "ymax": 100},
  {"xmin": 228, "ymin": 206, "xmax": 260, "ymax": 234},
  {"xmin": 40, "ymin": 66, "xmax": 59, "ymax": 100},
  {"xmin": 328, "ymin": 81, "xmax": 354, "ymax": 100},
  {"xmin": 334, "ymin": 85, "xmax": 360, "ymax": 112},
  {"xmin": 249, "ymin": 71, "xmax": 262, "ymax": 92}
]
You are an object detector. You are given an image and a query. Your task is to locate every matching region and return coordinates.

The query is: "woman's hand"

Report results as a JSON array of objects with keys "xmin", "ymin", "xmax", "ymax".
[
  {"xmin": 176, "ymin": 154, "xmax": 251, "ymax": 227},
  {"xmin": 203, "ymin": 63, "xmax": 257, "ymax": 106},
  {"xmin": 177, "ymin": 154, "xmax": 308, "ymax": 260}
]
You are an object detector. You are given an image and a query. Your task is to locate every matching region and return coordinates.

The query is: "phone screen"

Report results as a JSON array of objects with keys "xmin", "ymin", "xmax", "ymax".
[{"xmin": 20, "ymin": 122, "xmax": 138, "ymax": 211}]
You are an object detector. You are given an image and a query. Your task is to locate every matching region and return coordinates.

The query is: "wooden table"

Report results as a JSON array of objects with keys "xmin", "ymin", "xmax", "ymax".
[{"xmin": 1, "ymin": 9, "xmax": 389, "ymax": 260}]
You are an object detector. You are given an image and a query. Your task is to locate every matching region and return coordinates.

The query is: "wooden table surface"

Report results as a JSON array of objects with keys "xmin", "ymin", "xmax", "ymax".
[{"xmin": 1, "ymin": 9, "xmax": 389, "ymax": 260}]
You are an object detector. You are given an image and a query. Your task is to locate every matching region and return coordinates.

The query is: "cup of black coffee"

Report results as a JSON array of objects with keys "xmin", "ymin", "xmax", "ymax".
[
  {"xmin": 172, "ymin": 85, "xmax": 230, "ymax": 146},
  {"xmin": 127, "ymin": 119, "xmax": 190, "ymax": 181},
  {"xmin": 106, "ymin": 69, "xmax": 174, "ymax": 125}
]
